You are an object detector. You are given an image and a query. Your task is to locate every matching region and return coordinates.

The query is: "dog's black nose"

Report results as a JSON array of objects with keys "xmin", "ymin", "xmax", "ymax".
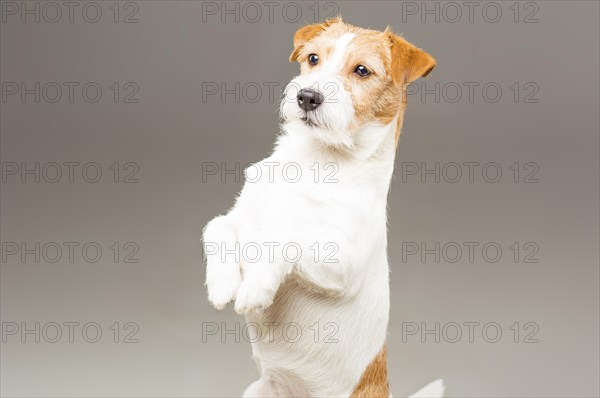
[{"xmin": 297, "ymin": 89, "xmax": 324, "ymax": 111}]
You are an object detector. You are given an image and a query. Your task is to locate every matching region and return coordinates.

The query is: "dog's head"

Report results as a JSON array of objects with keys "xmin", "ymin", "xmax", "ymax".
[{"xmin": 281, "ymin": 18, "xmax": 435, "ymax": 150}]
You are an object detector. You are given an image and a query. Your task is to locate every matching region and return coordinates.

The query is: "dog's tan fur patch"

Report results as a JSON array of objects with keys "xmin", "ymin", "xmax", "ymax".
[{"xmin": 349, "ymin": 344, "xmax": 390, "ymax": 398}]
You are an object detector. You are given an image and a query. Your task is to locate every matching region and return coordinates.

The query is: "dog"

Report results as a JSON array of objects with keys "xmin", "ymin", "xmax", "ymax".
[{"xmin": 203, "ymin": 18, "xmax": 444, "ymax": 397}]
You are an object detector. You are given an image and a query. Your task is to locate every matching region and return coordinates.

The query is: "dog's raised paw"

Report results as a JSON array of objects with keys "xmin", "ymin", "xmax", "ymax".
[
  {"xmin": 206, "ymin": 268, "xmax": 242, "ymax": 310},
  {"xmin": 234, "ymin": 280, "xmax": 276, "ymax": 315}
]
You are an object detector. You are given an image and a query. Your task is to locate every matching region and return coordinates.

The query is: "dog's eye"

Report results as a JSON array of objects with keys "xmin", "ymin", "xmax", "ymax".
[
  {"xmin": 354, "ymin": 65, "xmax": 371, "ymax": 77},
  {"xmin": 308, "ymin": 54, "xmax": 319, "ymax": 66}
]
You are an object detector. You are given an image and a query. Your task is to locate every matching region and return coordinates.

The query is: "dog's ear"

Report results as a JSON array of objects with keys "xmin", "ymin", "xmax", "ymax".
[
  {"xmin": 387, "ymin": 29, "xmax": 436, "ymax": 84},
  {"xmin": 289, "ymin": 18, "xmax": 342, "ymax": 62}
]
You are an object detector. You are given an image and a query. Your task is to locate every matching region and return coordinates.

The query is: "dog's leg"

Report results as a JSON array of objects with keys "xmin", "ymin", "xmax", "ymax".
[
  {"xmin": 292, "ymin": 228, "xmax": 362, "ymax": 297},
  {"xmin": 233, "ymin": 225, "xmax": 363, "ymax": 313},
  {"xmin": 203, "ymin": 215, "xmax": 242, "ymax": 309},
  {"xmin": 233, "ymin": 234, "xmax": 293, "ymax": 314}
]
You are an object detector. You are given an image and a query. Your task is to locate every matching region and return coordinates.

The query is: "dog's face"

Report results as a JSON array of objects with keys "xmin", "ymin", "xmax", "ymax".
[{"xmin": 281, "ymin": 18, "xmax": 435, "ymax": 148}]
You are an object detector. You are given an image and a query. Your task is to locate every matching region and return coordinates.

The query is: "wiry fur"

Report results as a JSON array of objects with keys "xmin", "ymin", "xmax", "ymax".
[{"xmin": 203, "ymin": 18, "xmax": 442, "ymax": 397}]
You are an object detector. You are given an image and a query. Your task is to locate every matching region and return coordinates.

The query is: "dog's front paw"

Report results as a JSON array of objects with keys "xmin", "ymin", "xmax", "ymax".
[
  {"xmin": 206, "ymin": 265, "xmax": 242, "ymax": 310},
  {"xmin": 204, "ymin": 215, "xmax": 242, "ymax": 310},
  {"xmin": 234, "ymin": 279, "xmax": 276, "ymax": 315}
]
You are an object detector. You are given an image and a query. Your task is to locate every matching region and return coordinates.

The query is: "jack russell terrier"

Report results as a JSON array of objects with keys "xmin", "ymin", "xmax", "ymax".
[{"xmin": 203, "ymin": 18, "xmax": 444, "ymax": 398}]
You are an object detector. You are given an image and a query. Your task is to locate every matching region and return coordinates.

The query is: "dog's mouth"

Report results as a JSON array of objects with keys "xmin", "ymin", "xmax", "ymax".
[{"xmin": 301, "ymin": 114, "xmax": 319, "ymax": 128}]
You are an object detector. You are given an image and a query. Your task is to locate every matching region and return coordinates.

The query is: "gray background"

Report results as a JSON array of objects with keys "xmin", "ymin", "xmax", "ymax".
[{"xmin": 1, "ymin": 1, "xmax": 598, "ymax": 397}]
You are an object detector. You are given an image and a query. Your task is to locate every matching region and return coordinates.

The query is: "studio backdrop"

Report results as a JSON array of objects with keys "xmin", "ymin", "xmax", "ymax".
[{"xmin": 1, "ymin": 1, "xmax": 599, "ymax": 397}]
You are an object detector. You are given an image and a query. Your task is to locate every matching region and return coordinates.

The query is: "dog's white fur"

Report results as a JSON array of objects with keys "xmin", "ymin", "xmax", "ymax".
[{"xmin": 203, "ymin": 21, "xmax": 443, "ymax": 398}]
